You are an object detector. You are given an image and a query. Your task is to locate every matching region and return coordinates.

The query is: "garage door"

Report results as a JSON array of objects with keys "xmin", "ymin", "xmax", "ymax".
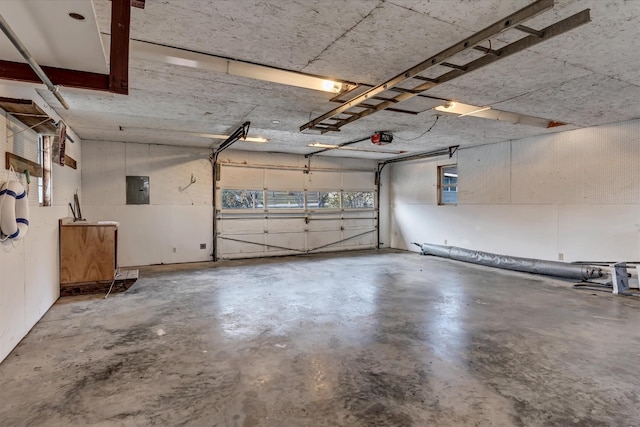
[{"xmin": 215, "ymin": 164, "xmax": 377, "ymax": 259}]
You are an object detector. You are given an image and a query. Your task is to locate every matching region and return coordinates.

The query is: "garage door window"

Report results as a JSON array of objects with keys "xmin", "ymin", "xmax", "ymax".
[
  {"xmin": 221, "ymin": 189, "xmax": 264, "ymax": 209},
  {"xmin": 266, "ymin": 190, "xmax": 304, "ymax": 209},
  {"xmin": 307, "ymin": 191, "xmax": 341, "ymax": 209},
  {"xmin": 343, "ymin": 191, "xmax": 374, "ymax": 209}
]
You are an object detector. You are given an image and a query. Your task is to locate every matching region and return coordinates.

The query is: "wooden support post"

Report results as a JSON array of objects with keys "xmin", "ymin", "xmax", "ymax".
[{"xmin": 109, "ymin": 0, "xmax": 131, "ymax": 95}]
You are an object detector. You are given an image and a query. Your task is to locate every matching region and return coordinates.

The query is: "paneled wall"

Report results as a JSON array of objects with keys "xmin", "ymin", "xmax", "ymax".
[
  {"xmin": 389, "ymin": 119, "xmax": 640, "ymax": 262},
  {"xmin": 81, "ymin": 141, "xmax": 213, "ymax": 267},
  {"xmin": 0, "ymin": 85, "xmax": 81, "ymax": 363},
  {"xmin": 82, "ymin": 145, "xmax": 386, "ymax": 266}
]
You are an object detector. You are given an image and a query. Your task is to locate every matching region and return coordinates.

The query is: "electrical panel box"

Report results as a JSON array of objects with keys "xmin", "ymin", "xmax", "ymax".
[{"xmin": 126, "ymin": 175, "xmax": 150, "ymax": 205}]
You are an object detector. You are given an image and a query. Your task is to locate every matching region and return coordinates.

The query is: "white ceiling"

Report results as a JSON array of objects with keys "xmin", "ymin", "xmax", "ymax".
[
  {"xmin": 1, "ymin": 0, "xmax": 639, "ymax": 160},
  {"xmin": 0, "ymin": 0, "xmax": 107, "ymax": 74}
]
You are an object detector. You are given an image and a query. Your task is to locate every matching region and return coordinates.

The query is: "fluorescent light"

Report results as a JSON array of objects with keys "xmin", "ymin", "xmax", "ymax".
[
  {"xmin": 435, "ymin": 101, "xmax": 491, "ymax": 116},
  {"xmin": 457, "ymin": 106, "xmax": 491, "ymax": 117},
  {"xmin": 200, "ymin": 133, "xmax": 268, "ymax": 143},
  {"xmin": 321, "ymin": 80, "xmax": 343, "ymax": 92},
  {"xmin": 443, "ymin": 173, "xmax": 458, "ymax": 178},
  {"xmin": 434, "ymin": 100, "xmax": 566, "ymax": 128},
  {"xmin": 120, "ymin": 126, "xmax": 269, "ymax": 143},
  {"xmin": 102, "ymin": 34, "xmax": 345, "ymax": 93}
]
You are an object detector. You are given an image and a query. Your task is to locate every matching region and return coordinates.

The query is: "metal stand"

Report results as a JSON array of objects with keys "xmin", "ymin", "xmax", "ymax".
[{"xmin": 610, "ymin": 263, "xmax": 629, "ymax": 295}]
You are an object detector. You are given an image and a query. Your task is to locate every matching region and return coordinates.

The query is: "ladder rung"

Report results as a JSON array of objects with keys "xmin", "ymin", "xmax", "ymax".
[
  {"xmin": 411, "ymin": 76, "xmax": 439, "ymax": 83},
  {"xmin": 441, "ymin": 62, "xmax": 467, "ymax": 71},
  {"xmin": 312, "ymin": 125, "xmax": 341, "ymax": 131},
  {"xmin": 473, "ymin": 45, "xmax": 500, "ymax": 55},
  {"xmin": 515, "ymin": 24, "xmax": 544, "ymax": 37},
  {"xmin": 371, "ymin": 95, "xmax": 399, "ymax": 103}
]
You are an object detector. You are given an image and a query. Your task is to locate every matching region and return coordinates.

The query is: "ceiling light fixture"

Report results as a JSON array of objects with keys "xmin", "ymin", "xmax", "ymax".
[
  {"xmin": 457, "ymin": 106, "xmax": 492, "ymax": 118},
  {"xmin": 200, "ymin": 133, "xmax": 269, "ymax": 143},
  {"xmin": 119, "ymin": 126, "xmax": 269, "ymax": 143},
  {"xmin": 434, "ymin": 101, "xmax": 566, "ymax": 128},
  {"xmin": 435, "ymin": 101, "xmax": 491, "ymax": 116},
  {"xmin": 102, "ymin": 35, "xmax": 348, "ymax": 94}
]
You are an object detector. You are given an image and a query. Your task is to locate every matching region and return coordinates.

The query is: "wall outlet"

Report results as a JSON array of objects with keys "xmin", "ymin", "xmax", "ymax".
[
  {"xmin": 558, "ymin": 252, "xmax": 564, "ymax": 261},
  {"xmin": 200, "ymin": 243, "xmax": 206, "ymax": 250},
  {"xmin": 444, "ymin": 239, "xmax": 447, "ymax": 245},
  {"xmin": 172, "ymin": 247, "xmax": 177, "ymax": 253}
]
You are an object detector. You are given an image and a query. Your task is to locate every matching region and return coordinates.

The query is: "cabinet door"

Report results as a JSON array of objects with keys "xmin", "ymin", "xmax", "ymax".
[{"xmin": 60, "ymin": 226, "xmax": 116, "ymax": 284}]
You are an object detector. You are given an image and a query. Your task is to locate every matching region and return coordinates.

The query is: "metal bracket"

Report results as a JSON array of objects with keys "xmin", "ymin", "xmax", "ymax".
[{"xmin": 610, "ymin": 262, "xmax": 629, "ymax": 294}]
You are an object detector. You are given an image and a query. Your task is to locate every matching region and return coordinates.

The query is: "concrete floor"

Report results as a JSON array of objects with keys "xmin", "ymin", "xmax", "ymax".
[{"xmin": 0, "ymin": 250, "xmax": 639, "ymax": 426}]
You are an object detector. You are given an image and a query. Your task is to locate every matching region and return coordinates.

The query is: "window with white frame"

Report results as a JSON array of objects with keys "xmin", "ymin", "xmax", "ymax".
[{"xmin": 438, "ymin": 165, "xmax": 458, "ymax": 205}]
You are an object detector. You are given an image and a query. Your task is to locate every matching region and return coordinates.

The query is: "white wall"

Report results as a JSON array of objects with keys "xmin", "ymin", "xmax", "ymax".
[
  {"xmin": 81, "ymin": 141, "xmax": 213, "ymax": 267},
  {"xmin": 0, "ymin": 85, "xmax": 82, "ymax": 363},
  {"xmin": 389, "ymin": 119, "xmax": 640, "ymax": 262},
  {"xmin": 82, "ymin": 145, "xmax": 385, "ymax": 265}
]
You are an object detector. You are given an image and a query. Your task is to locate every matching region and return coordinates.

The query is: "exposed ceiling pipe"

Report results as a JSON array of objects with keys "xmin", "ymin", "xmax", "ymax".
[{"xmin": 0, "ymin": 13, "xmax": 70, "ymax": 109}]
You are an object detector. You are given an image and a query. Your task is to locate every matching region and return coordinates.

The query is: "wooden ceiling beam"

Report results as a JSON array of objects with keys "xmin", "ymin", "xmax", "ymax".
[
  {"xmin": 109, "ymin": 0, "xmax": 131, "ymax": 95},
  {"xmin": 0, "ymin": 60, "xmax": 110, "ymax": 92},
  {"xmin": 110, "ymin": 0, "xmax": 145, "ymax": 9},
  {"xmin": 0, "ymin": 0, "xmax": 131, "ymax": 95}
]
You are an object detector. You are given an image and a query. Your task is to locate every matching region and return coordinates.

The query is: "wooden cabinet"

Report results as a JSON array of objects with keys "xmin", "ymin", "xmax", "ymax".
[{"xmin": 59, "ymin": 218, "xmax": 119, "ymax": 286}]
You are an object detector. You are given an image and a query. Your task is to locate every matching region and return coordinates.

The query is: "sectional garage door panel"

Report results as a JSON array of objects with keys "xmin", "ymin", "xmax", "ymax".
[
  {"xmin": 343, "ymin": 228, "xmax": 377, "ymax": 247},
  {"xmin": 343, "ymin": 171, "xmax": 375, "ymax": 190},
  {"xmin": 266, "ymin": 217, "xmax": 306, "ymax": 233},
  {"xmin": 267, "ymin": 232, "xmax": 306, "ymax": 253},
  {"xmin": 307, "ymin": 230, "xmax": 343, "ymax": 251},
  {"xmin": 266, "ymin": 169, "xmax": 305, "ymax": 189},
  {"xmin": 306, "ymin": 171, "xmax": 342, "ymax": 190},
  {"xmin": 218, "ymin": 217, "xmax": 265, "ymax": 234},
  {"xmin": 216, "ymin": 165, "xmax": 376, "ymax": 259},
  {"xmin": 218, "ymin": 233, "xmax": 266, "ymax": 258},
  {"xmin": 307, "ymin": 217, "xmax": 342, "ymax": 232},
  {"xmin": 221, "ymin": 166, "xmax": 264, "ymax": 189}
]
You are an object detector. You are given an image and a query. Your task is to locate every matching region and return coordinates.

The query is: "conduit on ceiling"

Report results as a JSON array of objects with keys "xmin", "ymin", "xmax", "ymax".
[
  {"xmin": 0, "ymin": 13, "xmax": 70, "ymax": 109},
  {"xmin": 0, "ymin": 0, "xmax": 131, "ymax": 97}
]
